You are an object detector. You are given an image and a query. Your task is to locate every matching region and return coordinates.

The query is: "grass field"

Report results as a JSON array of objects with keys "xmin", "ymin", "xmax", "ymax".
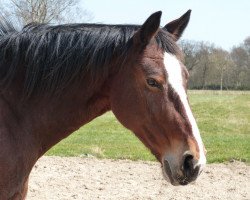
[{"xmin": 47, "ymin": 90, "xmax": 250, "ymax": 163}]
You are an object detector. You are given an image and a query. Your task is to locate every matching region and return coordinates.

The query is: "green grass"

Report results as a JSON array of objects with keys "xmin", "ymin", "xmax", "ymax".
[{"xmin": 47, "ymin": 90, "xmax": 250, "ymax": 163}]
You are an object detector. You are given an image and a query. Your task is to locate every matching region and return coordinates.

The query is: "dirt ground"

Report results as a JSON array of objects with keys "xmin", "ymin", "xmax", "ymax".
[{"xmin": 28, "ymin": 156, "xmax": 250, "ymax": 200}]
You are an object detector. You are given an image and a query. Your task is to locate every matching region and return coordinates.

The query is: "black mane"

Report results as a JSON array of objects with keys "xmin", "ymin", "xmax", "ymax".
[{"xmin": 0, "ymin": 17, "xmax": 181, "ymax": 97}]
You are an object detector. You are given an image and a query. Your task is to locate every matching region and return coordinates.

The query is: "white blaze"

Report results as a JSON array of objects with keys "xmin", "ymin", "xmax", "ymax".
[{"xmin": 164, "ymin": 52, "xmax": 206, "ymax": 166}]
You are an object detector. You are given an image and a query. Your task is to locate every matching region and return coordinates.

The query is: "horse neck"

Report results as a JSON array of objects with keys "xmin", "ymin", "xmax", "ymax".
[{"xmin": 2, "ymin": 78, "xmax": 111, "ymax": 158}]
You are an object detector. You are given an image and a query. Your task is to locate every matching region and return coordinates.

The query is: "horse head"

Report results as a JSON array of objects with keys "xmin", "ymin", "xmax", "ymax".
[{"xmin": 110, "ymin": 10, "xmax": 206, "ymax": 185}]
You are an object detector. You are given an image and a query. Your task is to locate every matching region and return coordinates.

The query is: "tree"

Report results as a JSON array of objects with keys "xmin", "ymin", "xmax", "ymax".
[
  {"xmin": 231, "ymin": 44, "xmax": 250, "ymax": 89},
  {"xmin": 196, "ymin": 42, "xmax": 214, "ymax": 89},
  {"xmin": 244, "ymin": 37, "xmax": 250, "ymax": 55},
  {"xmin": 0, "ymin": 0, "xmax": 92, "ymax": 25},
  {"xmin": 180, "ymin": 40, "xmax": 214, "ymax": 89},
  {"xmin": 210, "ymin": 48, "xmax": 232, "ymax": 91},
  {"xmin": 180, "ymin": 40, "xmax": 200, "ymax": 71}
]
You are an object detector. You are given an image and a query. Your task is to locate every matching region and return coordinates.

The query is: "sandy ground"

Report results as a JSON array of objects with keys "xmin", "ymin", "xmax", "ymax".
[{"xmin": 28, "ymin": 156, "xmax": 250, "ymax": 200}]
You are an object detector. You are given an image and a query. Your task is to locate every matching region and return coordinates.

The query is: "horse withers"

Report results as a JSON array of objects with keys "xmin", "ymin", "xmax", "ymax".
[{"xmin": 0, "ymin": 10, "xmax": 206, "ymax": 199}]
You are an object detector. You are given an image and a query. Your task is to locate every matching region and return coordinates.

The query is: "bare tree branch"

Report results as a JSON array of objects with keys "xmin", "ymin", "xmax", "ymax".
[{"xmin": 1, "ymin": 0, "xmax": 92, "ymax": 25}]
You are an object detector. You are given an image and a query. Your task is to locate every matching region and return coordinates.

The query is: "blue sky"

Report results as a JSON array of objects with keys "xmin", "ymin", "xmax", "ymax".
[{"xmin": 82, "ymin": 0, "xmax": 250, "ymax": 50}]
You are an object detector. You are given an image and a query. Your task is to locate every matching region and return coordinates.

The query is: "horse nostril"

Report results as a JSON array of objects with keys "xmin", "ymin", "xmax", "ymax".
[
  {"xmin": 182, "ymin": 154, "xmax": 200, "ymax": 182},
  {"xmin": 183, "ymin": 154, "xmax": 194, "ymax": 174}
]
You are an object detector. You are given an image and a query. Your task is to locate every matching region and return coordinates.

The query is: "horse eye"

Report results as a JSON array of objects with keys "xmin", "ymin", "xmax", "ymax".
[{"xmin": 146, "ymin": 78, "xmax": 161, "ymax": 89}]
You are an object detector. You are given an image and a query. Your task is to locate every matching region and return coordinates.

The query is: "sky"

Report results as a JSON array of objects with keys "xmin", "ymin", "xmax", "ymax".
[{"xmin": 81, "ymin": 0, "xmax": 250, "ymax": 50}]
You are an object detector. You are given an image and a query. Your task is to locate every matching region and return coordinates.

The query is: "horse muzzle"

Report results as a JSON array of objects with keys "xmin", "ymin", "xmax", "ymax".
[{"xmin": 162, "ymin": 152, "xmax": 204, "ymax": 186}]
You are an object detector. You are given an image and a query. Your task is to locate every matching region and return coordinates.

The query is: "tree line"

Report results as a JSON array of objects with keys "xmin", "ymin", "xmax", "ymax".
[{"xmin": 180, "ymin": 37, "xmax": 250, "ymax": 90}]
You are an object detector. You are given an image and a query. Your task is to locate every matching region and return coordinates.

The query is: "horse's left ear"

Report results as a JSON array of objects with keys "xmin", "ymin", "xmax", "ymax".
[
  {"xmin": 164, "ymin": 10, "xmax": 191, "ymax": 41},
  {"xmin": 134, "ymin": 11, "xmax": 162, "ymax": 47}
]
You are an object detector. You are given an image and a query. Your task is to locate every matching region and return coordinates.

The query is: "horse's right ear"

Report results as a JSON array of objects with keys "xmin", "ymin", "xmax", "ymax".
[{"xmin": 134, "ymin": 11, "xmax": 162, "ymax": 47}]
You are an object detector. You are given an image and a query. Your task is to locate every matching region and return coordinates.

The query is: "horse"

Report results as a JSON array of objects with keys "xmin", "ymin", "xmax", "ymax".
[{"xmin": 0, "ymin": 10, "xmax": 206, "ymax": 199}]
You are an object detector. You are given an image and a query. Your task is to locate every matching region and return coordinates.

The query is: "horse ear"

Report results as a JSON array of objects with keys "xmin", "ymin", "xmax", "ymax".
[
  {"xmin": 134, "ymin": 11, "xmax": 162, "ymax": 46},
  {"xmin": 164, "ymin": 10, "xmax": 191, "ymax": 41}
]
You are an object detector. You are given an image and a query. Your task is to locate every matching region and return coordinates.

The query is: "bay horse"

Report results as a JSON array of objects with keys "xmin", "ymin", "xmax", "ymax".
[{"xmin": 0, "ymin": 10, "xmax": 206, "ymax": 199}]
